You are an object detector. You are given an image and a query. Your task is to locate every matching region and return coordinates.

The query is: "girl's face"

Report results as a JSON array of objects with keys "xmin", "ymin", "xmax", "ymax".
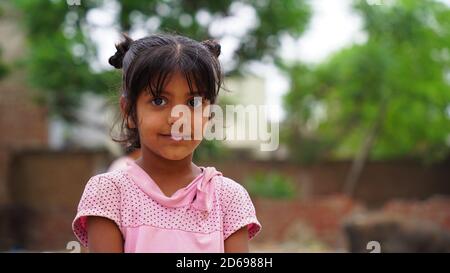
[{"xmin": 134, "ymin": 71, "xmax": 210, "ymax": 161}]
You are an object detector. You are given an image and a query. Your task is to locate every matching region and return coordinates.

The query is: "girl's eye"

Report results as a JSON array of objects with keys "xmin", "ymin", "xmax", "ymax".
[
  {"xmin": 188, "ymin": 97, "xmax": 202, "ymax": 108},
  {"xmin": 151, "ymin": 97, "xmax": 167, "ymax": 106}
]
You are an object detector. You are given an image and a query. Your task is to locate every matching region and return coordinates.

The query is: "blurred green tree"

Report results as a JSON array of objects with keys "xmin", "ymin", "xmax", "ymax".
[
  {"xmin": 283, "ymin": 0, "xmax": 450, "ymax": 192},
  {"xmin": 0, "ymin": 6, "xmax": 9, "ymax": 80},
  {"xmin": 0, "ymin": 48, "xmax": 8, "ymax": 80}
]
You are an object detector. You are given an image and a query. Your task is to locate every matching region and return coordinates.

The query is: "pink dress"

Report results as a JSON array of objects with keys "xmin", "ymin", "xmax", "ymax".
[{"xmin": 72, "ymin": 160, "xmax": 261, "ymax": 252}]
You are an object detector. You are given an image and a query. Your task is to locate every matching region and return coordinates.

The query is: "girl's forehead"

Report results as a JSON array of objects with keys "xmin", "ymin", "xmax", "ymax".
[
  {"xmin": 165, "ymin": 72, "xmax": 196, "ymax": 88},
  {"xmin": 146, "ymin": 70, "xmax": 205, "ymax": 97},
  {"xmin": 155, "ymin": 89, "xmax": 201, "ymax": 97}
]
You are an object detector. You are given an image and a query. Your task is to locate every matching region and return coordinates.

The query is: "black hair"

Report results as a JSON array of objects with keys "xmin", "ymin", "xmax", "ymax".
[{"xmin": 109, "ymin": 33, "xmax": 223, "ymax": 150}]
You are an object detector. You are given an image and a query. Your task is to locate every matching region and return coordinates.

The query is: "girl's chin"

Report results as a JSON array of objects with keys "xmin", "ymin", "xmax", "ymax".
[
  {"xmin": 162, "ymin": 155, "xmax": 188, "ymax": 161},
  {"xmin": 158, "ymin": 150, "xmax": 192, "ymax": 161}
]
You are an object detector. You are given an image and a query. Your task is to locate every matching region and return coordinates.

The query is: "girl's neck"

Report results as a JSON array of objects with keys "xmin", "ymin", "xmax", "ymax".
[{"xmin": 135, "ymin": 148, "xmax": 199, "ymax": 179}]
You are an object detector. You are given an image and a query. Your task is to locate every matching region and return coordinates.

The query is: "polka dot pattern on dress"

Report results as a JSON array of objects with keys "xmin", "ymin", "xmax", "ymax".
[
  {"xmin": 219, "ymin": 177, "xmax": 261, "ymax": 240},
  {"xmin": 72, "ymin": 168, "xmax": 261, "ymax": 248}
]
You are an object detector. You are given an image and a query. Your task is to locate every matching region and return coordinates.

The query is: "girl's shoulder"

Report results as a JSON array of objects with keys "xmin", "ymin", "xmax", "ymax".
[
  {"xmin": 215, "ymin": 175, "xmax": 252, "ymax": 208},
  {"xmin": 84, "ymin": 169, "xmax": 129, "ymax": 190},
  {"xmin": 216, "ymin": 175, "xmax": 246, "ymax": 193},
  {"xmin": 214, "ymin": 174, "xmax": 261, "ymax": 239}
]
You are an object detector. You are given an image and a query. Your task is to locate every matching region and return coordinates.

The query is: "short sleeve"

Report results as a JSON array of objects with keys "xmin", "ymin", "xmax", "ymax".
[
  {"xmin": 221, "ymin": 179, "xmax": 261, "ymax": 240},
  {"xmin": 72, "ymin": 175, "xmax": 122, "ymax": 247}
]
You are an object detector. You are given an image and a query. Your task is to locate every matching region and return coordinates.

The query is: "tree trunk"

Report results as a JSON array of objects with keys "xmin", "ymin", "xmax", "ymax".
[{"xmin": 344, "ymin": 98, "xmax": 389, "ymax": 196}]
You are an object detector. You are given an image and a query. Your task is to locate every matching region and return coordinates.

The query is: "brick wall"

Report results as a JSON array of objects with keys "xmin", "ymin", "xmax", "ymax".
[
  {"xmin": 0, "ymin": 1, "xmax": 49, "ymax": 236},
  {"xmin": 0, "ymin": 70, "xmax": 49, "ymax": 248},
  {"xmin": 203, "ymin": 159, "xmax": 450, "ymax": 207},
  {"xmin": 5, "ymin": 149, "xmax": 112, "ymax": 250}
]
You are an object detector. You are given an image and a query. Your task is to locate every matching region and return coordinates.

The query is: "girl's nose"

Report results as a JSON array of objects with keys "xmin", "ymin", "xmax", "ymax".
[
  {"xmin": 168, "ymin": 116, "xmax": 177, "ymax": 125},
  {"xmin": 167, "ymin": 113, "xmax": 183, "ymax": 125}
]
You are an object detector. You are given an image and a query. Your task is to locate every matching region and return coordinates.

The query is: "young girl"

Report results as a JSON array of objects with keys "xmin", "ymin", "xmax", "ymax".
[{"xmin": 72, "ymin": 33, "xmax": 261, "ymax": 253}]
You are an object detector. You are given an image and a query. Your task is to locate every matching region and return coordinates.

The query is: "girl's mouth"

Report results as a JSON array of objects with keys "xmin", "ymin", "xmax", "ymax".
[{"xmin": 159, "ymin": 133, "xmax": 191, "ymax": 141}]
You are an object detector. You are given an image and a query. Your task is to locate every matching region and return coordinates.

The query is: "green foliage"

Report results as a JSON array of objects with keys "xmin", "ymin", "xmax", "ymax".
[
  {"xmin": 193, "ymin": 140, "xmax": 230, "ymax": 162},
  {"xmin": 283, "ymin": 0, "xmax": 450, "ymax": 163},
  {"xmin": 13, "ymin": 0, "xmax": 120, "ymax": 121},
  {"xmin": 0, "ymin": 8, "xmax": 8, "ymax": 80},
  {"xmin": 245, "ymin": 172, "xmax": 296, "ymax": 199},
  {"xmin": 0, "ymin": 48, "xmax": 8, "ymax": 80}
]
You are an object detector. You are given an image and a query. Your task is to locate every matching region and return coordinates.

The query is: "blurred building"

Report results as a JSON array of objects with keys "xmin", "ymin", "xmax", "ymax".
[{"xmin": 220, "ymin": 75, "xmax": 287, "ymax": 160}]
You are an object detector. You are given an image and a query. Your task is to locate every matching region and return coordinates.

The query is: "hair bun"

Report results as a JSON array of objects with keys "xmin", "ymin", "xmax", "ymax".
[
  {"xmin": 108, "ymin": 33, "xmax": 133, "ymax": 69},
  {"xmin": 201, "ymin": 39, "xmax": 221, "ymax": 58}
]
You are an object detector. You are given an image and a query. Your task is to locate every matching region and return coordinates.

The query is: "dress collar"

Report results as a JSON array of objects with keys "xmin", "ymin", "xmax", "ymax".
[{"xmin": 125, "ymin": 160, "xmax": 222, "ymax": 212}]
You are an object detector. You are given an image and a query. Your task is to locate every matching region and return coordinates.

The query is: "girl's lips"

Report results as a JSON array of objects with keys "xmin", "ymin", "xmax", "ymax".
[{"xmin": 159, "ymin": 134, "xmax": 191, "ymax": 141}]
